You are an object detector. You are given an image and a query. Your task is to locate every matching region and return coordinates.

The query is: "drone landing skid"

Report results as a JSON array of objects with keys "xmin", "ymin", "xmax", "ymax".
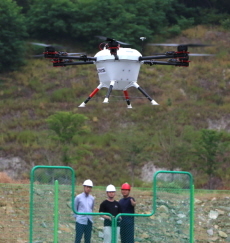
[
  {"xmin": 78, "ymin": 82, "xmax": 158, "ymax": 108},
  {"xmin": 103, "ymin": 80, "xmax": 115, "ymax": 103},
  {"xmin": 133, "ymin": 83, "xmax": 159, "ymax": 106},
  {"xmin": 123, "ymin": 90, "xmax": 132, "ymax": 108},
  {"xmin": 78, "ymin": 84, "xmax": 103, "ymax": 107}
]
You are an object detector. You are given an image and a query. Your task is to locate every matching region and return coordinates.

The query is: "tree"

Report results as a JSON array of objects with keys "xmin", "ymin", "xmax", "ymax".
[
  {"xmin": 120, "ymin": 131, "xmax": 151, "ymax": 186},
  {"xmin": 72, "ymin": 0, "xmax": 195, "ymax": 48},
  {"xmin": 46, "ymin": 111, "xmax": 90, "ymax": 166},
  {"xmin": 0, "ymin": 0, "xmax": 27, "ymax": 72},
  {"xmin": 46, "ymin": 111, "xmax": 89, "ymax": 143},
  {"xmin": 193, "ymin": 129, "xmax": 229, "ymax": 189},
  {"xmin": 25, "ymin": 0, "xmax": 196, "ymax": 50},
  {"xmin": 26, "ymin": 0, "xmax": 75, "ymax": 40}
]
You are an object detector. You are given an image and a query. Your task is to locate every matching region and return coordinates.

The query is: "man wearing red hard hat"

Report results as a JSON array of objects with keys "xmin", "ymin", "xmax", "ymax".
[{"xmin": 119, "ymin": 183, "xmax": 136, "ymax": 243}]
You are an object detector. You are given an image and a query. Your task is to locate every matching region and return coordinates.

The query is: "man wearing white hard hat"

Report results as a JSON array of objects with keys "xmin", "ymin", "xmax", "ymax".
[
  {"xmin": 99, "ymin": 184, "xmax": 122, "ymax": 243},
  {"xmin": 74, "ymin": 179, "xmax": 94, "ymax": 243}
]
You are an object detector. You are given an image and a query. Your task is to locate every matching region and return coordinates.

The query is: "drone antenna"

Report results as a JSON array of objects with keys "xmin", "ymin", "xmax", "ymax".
[{"xmin": 140, "ymin": 37, "xmax": 146, "ymax": 53}]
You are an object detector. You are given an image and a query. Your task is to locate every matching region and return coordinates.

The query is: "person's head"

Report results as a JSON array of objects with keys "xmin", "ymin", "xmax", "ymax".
[
  {"xmin": 121, "ymin": 183, "xmax": 131, "ymax": 198},
  {"xmin": 106, "ymin": 184, "xmax": 116, "ymax": 200},
  {"xmin": 83, "ymin": 179, "xmax": 93, "ymax": 194}
]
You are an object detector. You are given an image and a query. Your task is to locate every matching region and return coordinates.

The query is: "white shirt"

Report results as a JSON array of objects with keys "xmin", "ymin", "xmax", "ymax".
[{"xmin": 74, "ymin": 192, "xmax": 94, "ymax": 224}]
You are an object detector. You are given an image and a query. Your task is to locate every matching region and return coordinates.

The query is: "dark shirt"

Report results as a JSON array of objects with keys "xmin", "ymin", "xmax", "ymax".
[
  {"xmin": 99, "ymin": 200, "xmax": 122, "ymax": 226},
  {"xmin": 119, "ymin": 197, "xmax": 135, "ymax": 224}
]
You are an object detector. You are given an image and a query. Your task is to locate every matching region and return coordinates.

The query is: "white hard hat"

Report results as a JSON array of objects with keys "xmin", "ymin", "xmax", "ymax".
[
  {"xmin": 106, "ymin": 184, "xmax": 116, "ymax": 192},
  {"xmin": 83, "ymin": 179, "xmax": 93, "ymax": 187}
]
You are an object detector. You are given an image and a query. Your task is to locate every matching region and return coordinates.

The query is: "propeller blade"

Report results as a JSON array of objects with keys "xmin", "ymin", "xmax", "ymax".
[
  {"xmin": 148, "ymin": 43, "xmax": 212, "ymax": 47},
  {"xmin": 151, "ymin": 53, "xmax": 215, "ymax": 56},
  {"xmin": 95, "ymin": 36, "xmax": 130, "ymax": 45},
  {"xmin": 30, "ymin": 42, "xmax": 65, "ymax": 49},
  {"xmin": 117, "ymin": 40, "xmax": 130, "ymax": 45},
  {"xmin": 189, "ymin": 53, "xmax": 215, "ymax": 56},
  {"xmin": 31, "ymin": 54, "xmax": 44, "ymax": 57},
  {"xmin": 95, "ymin": 35, "xmax": 108, "ymax": 41},
  {"xmin": 30, "ymin": 42, "xmax": 52, "ymax": 47},
  {"xmin": 67, "ymin": 53, "xmax": 85, "ymax": 55}
]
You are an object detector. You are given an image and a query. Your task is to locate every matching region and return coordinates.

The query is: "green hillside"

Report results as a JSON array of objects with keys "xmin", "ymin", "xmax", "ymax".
[{"xmin": 1, "ymin": 25, "xmax": 230, "ymax": 189}]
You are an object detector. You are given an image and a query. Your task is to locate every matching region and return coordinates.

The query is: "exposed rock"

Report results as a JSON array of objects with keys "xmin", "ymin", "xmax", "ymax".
[
  {"xmin": 207, "ymin": 116, "xmax": 230, "ymax": 132},
  {"xmin": 218, "ymin": 231, "xmax": 228, "ymax": 238},
  {"xmin": 141, "ymin": 162, "xmax": 180, "ymax": 182},
  {"xmin": 209, "ymin": 210, "xmax": 219, "ymax": 219},
  {"xmin": 207, "ymin": 228, "xmax": 214, "ymax": 236},
  {"xmin": 0, "ymin": 157, "xmax": 30, "ymax": 180},
  {"xmin": 195, "ymin": 198, "xmax": 203, "ymax": 205}
]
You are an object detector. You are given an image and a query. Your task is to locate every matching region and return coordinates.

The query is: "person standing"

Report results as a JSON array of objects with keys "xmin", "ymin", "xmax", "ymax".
[
  {"xmin": 119, "ymin": 183, "xmax": 136, "ymax": 243},
  {"xmin": 99, "ymin": 184, "xmax": 122, "ymax": 243},
  {"xmin": 74, "ymin": 179, "xmax": 94, "ymax": 243}
]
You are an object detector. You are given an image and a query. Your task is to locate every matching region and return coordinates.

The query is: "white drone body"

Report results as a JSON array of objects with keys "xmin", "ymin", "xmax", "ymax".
[
  {"xmin": 79, "ymin": 47, "xmax": 158, "ymax": 108},
  {"xmin": 95, "ymin": 47, "xmax": 141, "ymax": 90}
]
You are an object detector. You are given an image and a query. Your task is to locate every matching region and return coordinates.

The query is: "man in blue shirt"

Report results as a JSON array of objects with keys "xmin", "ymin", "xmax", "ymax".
[
  {"xmin": 119, "ymin": 183, "xmax": 136, "ymax": 243},
  {"xmin": 74, "ymin": 179, "xmax": 94, "ymax": 243}
]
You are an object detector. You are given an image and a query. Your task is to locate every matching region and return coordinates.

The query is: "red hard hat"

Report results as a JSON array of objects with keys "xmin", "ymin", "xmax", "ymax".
[{"xmin": 121, "ymin": 183, "xmax": 131, "ymax": 190}]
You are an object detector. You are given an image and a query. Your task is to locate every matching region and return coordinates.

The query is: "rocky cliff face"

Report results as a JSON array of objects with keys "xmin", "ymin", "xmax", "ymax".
[{"xmin": 0, "ymin": 157, "xmax": 30, "ymax": 179}]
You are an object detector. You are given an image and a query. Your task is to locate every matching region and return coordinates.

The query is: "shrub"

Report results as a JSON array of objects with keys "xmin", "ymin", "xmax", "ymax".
[
  {"xmin": 16, "ymin": 130, "xmax": 37, "ymax": 144},
  {"xmin": 50, "ymin": 88, "xmax": 75, "ymax": 102}
]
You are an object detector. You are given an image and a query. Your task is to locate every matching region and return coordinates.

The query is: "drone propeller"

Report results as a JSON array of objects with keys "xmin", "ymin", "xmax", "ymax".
[
  {"xmin": 95, "ymin": 36, "xmax": 130, "ymax": 45},
  {"xmin": 148, "ymin": 43, "xmax": 212, "ymax": 47},
  {"xmin": 151, "ymin": 52, "xmax": 215, "ymax": 57},
  {"xmin": 29, "ymin": 42, "xmax": 66, "ymax": 49},
  {"xmin": 30, "ymin": 42, "xmax": 85, "ymax": 58},
  {"xmin": 31, "ymin": 54, "xmax": 44, "ymax": 58},
  {"xmin": 189, "ymin": 53, "xmax": 215, "ymax": 57},
  {"xmin": 31, "ymin": 52, "xmax": 85, "ymax": 58}
]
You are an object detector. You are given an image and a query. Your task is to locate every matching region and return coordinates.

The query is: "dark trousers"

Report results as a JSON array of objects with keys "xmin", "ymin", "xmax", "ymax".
[
  {"xmin": 75, "ymin": 219, "xmax": 92, "ymax": 243},
  {"xmin": 120, "ymin": 223, "xmax": 134, "ymax": 243}
]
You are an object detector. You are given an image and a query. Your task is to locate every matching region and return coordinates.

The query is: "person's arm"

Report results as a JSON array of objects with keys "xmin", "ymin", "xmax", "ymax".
[
  {"xmin": 92, "ymin": 197, "xmax": 95, "ymax": 211},
  {"xmin": 99, "ymin": 201, "xmax": 112, "ymax": 220},
  {"xmin": 102, "ymin": 215, "xmax": 112, "ymax": 220},
  {"xmin": 130, "ymin": 197, "xmax": 136, "ymax": 207},
  {"xmin": 74, "ymin": 196, "xmax": 79, "ymax": 212},
  {"xmin": 118, "ymin": 202, "xmax": 122, "ymax": 221}
]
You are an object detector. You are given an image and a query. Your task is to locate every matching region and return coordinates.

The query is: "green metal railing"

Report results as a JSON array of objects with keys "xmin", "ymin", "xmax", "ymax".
[
  {"xmin": 29, "ymin": 165, "xmax": 75, "ymax": 243},
  {"xmin": 71, "ymin": 170, "xmax": 194, "ymax": 243},
  {"xmin": 1, "ymin": 181, "xmax": 230, "ymax": 242}
]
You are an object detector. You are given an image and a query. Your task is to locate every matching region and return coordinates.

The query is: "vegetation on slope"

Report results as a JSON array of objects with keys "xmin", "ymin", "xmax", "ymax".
[{"xmin": 1, "ymin": 25, "xmax": 230, "ymax": 189}]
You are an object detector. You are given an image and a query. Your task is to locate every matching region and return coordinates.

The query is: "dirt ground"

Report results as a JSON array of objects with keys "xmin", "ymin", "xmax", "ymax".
[{"xmin": 0, "ymin": 172, "xmax": 230, "ymax": 243}]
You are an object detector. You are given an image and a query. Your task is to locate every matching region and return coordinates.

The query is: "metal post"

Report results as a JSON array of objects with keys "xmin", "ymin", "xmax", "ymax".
[
  {"xmin": 190, "ymin": 184, "xmax": 195, "ymax": 243},
  {"xmin": 54, "ymin": 180, "xmax": 59, "ymax": 243}
]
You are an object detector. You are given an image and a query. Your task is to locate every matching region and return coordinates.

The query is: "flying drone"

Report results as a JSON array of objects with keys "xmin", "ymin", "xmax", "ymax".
[{"xmin": 37, "ymin": 37, "xmax": 212, "ymax": 108}]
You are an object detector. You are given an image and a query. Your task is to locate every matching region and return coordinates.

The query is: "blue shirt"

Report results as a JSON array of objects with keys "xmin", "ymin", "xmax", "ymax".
[
  {"xmin": 119, "ymin": 197, "xmax": 135, "ymax": 224},
  {"xmin": 74, "ymin": 192, "xmax": 94, "ymax": 224}
]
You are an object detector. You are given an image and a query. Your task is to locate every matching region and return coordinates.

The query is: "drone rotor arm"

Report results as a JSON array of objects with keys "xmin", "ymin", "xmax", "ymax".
[
  {"xmin": 139, "ymin": 52, "xmax": 189, "ymax": 61},
  {"xmin": 53, "ymin": 61, "xmax": 95, "ymax": 67},
  {"xmin": 143, "ymin": 60, "xmax": 189, "ymax": 67},
  {"xmin": 58, "ymin": 56, "xmax": 96, "ymax": 61},
  {"xmin": 50, "ymin": 55, "xmax": 96, "ymax": 61},
  {"xmin": 133, "ymin": 83, "xmax": 158, "ymax": 105}
]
